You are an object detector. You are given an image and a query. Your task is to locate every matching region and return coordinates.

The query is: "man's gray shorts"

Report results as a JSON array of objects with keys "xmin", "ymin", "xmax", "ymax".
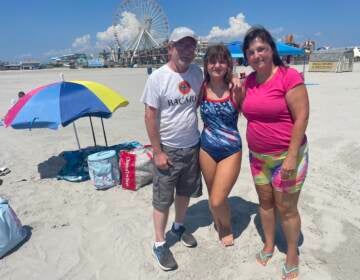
[{"xmin": 152, "ymin": 144, "xmax": 202, "ymax": 211}]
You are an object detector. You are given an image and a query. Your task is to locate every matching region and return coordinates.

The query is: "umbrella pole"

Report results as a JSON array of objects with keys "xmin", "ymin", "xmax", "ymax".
[
  {"xmin": 72, "ymin": 122, "xmax": 81, "ymax": 149},
  {"xmin": 89, "ymin": 116, "xmax": 97, "ymax": 146},
  {"xmin": 303, "ymin": 54, "xmax": 306, "ymax": 81},
  {"xmin": 100, "ymin": 117, "xmax": 108, "ymax": 147}
]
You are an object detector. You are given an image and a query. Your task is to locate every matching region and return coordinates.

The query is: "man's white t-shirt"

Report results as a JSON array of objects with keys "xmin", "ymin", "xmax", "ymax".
[{"xmin": 141, "ymin": 63, "xmax": 203, "ymax": 148}]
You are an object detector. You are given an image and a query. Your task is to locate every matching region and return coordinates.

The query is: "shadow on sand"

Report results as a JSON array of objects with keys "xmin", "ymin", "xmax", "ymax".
[
  {"xmin": 166, "ymin": 196, "xmax": 258, "ymax": 247},
  {"xmin": 38, "ymin": 155, "xmax": 66, "ymax": 179},
  {"xmin": 254, "ymin": 212, "xmax": 304, "ymax": 254},
  {"xmin": 165, "ymin": 196, "xmax": 304, "ymax": 254}
]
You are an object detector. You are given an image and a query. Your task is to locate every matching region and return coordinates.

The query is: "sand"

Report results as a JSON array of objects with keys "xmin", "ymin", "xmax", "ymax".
[{"xmin": 0, "ymin": 64, "xmax": 359, "ymax": 280}]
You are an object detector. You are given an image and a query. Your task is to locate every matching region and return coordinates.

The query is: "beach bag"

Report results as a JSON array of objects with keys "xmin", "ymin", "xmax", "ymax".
[
  {"xmin": 0, "ymin": 197, "xmax": 27, "ymax": 258},
  {"xmin": 87, "ymin": 150, "xmax": 120, "ymax": 190},
  {"xmin": 120, "ymin": 145, "xmax": 153, "ymax": 191}
]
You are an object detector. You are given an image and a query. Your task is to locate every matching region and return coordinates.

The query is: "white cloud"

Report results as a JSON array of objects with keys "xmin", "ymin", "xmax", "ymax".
[
  {"xmin": 43, "ymin": 35, "xmax": 92, "ymax": 59},
  {"xmin": 19, "ymin": 53, "xmax": 32, "ymax": 59},
  {"xmin": 314, "ymin": 32, "xmax": 322, "ymax": 37},
  {"xmin": 203, "ymin": 13, "xmax": 251, "ymax": 42},
  {"xmin": 270, "ymin": 27, "xmax": 284, "ymax": 35},
  {"xmin": 294, "ymin": 34, "xmax": 304, "ymax": 39},
  {"xmin": 43, "ymin": 48, "xmax": 73, "ymax": 58},
  {"xmin": 96, "ymin": 11, "xmax": 140, "ymax": 49},
  {"xmin": 42, "ymin": 12, "xmax": 253, "ymax": 59},
  {"xmin": 72, "ymin": 34, "xmax": 91, "ymax": 50}
]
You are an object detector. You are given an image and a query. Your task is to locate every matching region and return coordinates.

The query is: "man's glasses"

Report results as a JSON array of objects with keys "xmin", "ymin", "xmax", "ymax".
[{"xmin": 174, "ymin": 41, "xmax": 197, "ymax": 51}]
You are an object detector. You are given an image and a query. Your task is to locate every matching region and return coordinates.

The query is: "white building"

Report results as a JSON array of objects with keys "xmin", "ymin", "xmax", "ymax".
[{"xmin": 353, "ymin": 47, "xmax": 360, "ymax": 62}]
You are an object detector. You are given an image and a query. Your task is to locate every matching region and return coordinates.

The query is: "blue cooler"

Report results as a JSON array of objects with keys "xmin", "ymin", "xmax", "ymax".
[{"xmin": 87, "ymin": 150, "xmax": 120, "ymax": 190}]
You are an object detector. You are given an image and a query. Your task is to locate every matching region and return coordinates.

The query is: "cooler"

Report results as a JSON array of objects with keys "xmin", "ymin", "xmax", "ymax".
[{"xmin": 87, "ymin": 150, "xmax": 120, "ymax": 189}]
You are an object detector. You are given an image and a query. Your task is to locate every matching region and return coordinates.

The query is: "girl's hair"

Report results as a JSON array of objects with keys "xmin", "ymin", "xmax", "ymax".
[
  {"xmin": 203, "ymin": 44, "xmax": 234, "ymax": 85},
  {"xmin": 242, "ymin": 25, "xmax": 284, "ymax": 66}
]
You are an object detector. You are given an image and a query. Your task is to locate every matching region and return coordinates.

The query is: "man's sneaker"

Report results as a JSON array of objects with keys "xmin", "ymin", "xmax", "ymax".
[
  {"xmin": 152, "ymin": 243, "xmax": 178, "ymax": 271},
  {"xmin": 171, "ymin": 224, "xmax": 197, "ymax": 247}
]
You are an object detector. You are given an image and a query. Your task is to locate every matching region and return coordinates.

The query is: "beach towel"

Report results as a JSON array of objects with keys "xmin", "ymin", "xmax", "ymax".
[
  {"xmin": 120, "ymin": 145, "xmax": 153, "ymax": 191},
  {"xmin": 0, "ymin": 198, "xmax": 27, "ymax": 258},
  {"xmin": 57, "ymin": 141, "xmax": 141, "ymax": 182}
]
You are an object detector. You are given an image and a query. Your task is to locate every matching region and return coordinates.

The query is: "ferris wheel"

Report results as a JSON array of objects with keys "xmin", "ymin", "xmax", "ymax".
[{"xmin": 113, "ymin": 0, "xmax": 169, "ymax": 55}]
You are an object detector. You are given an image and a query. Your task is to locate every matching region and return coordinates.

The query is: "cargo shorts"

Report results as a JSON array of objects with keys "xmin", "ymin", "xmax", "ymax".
[{"xmin": 152, "ymin": 143, "xmax": 202, "ymax": 211}]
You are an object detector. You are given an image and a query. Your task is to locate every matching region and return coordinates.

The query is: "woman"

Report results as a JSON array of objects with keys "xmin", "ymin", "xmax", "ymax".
[
  {"xmin": 242, "ymin": 26, "xmax": 309, "ymax": 280},
  {"xmin": 199, "ymin": 44, "xmax": 243, "ymax": 247}
]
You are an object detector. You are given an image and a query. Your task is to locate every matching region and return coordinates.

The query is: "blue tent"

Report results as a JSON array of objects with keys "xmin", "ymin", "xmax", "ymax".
[
  {"xmin": 227, "ymin": 41, "xmax": 304, "ymax": 58},
  {"xmin": 276, "ymin": 42, "xmax": 305, "ymax": 56},
  {"xmin": 227, "ymin": 41, "xmax": 244, "ymax": 58}
]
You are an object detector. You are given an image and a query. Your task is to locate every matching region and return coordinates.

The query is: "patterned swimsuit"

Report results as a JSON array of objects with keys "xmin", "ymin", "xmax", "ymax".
[{"xmin": 200, "ymin": 87, "xmax": 242, "ymax": 162}]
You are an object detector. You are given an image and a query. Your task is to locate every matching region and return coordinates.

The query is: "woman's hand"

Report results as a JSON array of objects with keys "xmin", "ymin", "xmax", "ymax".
[
  {"xmin": 232, "ymin": 76, "xmax": 242, "ymax": 91},
  {"xmin": 281, "ymin": 154, "xmax": 297, "ymax": 180},
  {"xmin": 232, "ymin": 76, "xmax": 245, "ymax": 109}
]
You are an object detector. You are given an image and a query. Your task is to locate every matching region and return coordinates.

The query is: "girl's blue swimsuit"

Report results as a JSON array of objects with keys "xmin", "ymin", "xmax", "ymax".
[{"xmin": 200, "ymin": 88, "xmax": 242, "ymax": 162}]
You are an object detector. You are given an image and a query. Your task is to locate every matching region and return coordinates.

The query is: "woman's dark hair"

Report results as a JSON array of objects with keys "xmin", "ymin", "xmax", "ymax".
[
  {"xmin": 242, "ymin": 26, "xmax": 284, "ymax": 66},
  {"xmin": 203, "ymin": 44, "xmax": 233, "ymax": 85}
]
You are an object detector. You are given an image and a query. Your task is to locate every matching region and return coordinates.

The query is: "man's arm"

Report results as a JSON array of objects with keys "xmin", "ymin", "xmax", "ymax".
[{"xmin": 144, "ymin": 105, "xmax": 171, "ymax": 169}]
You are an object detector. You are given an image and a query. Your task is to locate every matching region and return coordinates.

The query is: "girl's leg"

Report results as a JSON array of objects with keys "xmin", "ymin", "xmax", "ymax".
[
  {"xmin": 210, "ymin": 151, "xmax": 242, "ymax": 246},
  {"xmin": 199, "ymin": 148, "xmax": 217, "ymax": 196},
  {"xmin": 199, "ymin": 148, "xmax": 218, "ymax": 232}
]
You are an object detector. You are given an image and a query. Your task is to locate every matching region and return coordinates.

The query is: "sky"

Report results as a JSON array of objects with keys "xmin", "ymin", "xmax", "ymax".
[{"xmin": 1, "ymin": 0, "xmax": 359, "ymax": 62}]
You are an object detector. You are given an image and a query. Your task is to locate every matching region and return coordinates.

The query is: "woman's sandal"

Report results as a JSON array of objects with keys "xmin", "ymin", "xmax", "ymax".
[
  {"xmin": 256, "ymin": 250, "xmax": 274, "ymax": 266},
  {"xmin": 281, "ymin": 263, "xmax": 299, "ymax": 280}
]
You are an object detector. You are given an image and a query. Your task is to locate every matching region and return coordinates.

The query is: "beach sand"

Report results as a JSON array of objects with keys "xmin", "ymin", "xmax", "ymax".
[{"xmin": 0, "ymin": 64, "xmax": 359, "ymax": 279}]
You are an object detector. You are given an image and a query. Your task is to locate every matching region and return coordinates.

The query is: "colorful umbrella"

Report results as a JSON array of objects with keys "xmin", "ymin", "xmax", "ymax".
[
  {"xmin": 5, "ymin": 80, "xmax": 128, "ymax": 129},
  {"xmin": 4, "ymin": 80, "xmax": 129, "ymax": 148}
]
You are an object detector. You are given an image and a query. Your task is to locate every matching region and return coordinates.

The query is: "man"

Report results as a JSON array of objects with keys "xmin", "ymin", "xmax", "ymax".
[
  {"xmin": 10, "ymin": 91, "xmax": 25, "ymax": 106},
  {"xmin": 18, "ymin": 91, "xmax": 25, "ymax": 99},
  {"xmin": 141, "ymin": 27, "xmax": 203, "ymax": 271}
]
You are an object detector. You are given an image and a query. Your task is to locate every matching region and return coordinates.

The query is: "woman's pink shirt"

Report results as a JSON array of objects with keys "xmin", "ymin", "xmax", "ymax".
[{"xmin": 242, "ymin": 66, "xmax": 306, "ymax": 154}]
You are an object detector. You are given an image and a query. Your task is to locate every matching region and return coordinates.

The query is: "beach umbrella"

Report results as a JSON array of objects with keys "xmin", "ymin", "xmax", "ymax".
[{"xmin": 4, "ymin": 79, "xmax": 129, "ymax": 148}]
